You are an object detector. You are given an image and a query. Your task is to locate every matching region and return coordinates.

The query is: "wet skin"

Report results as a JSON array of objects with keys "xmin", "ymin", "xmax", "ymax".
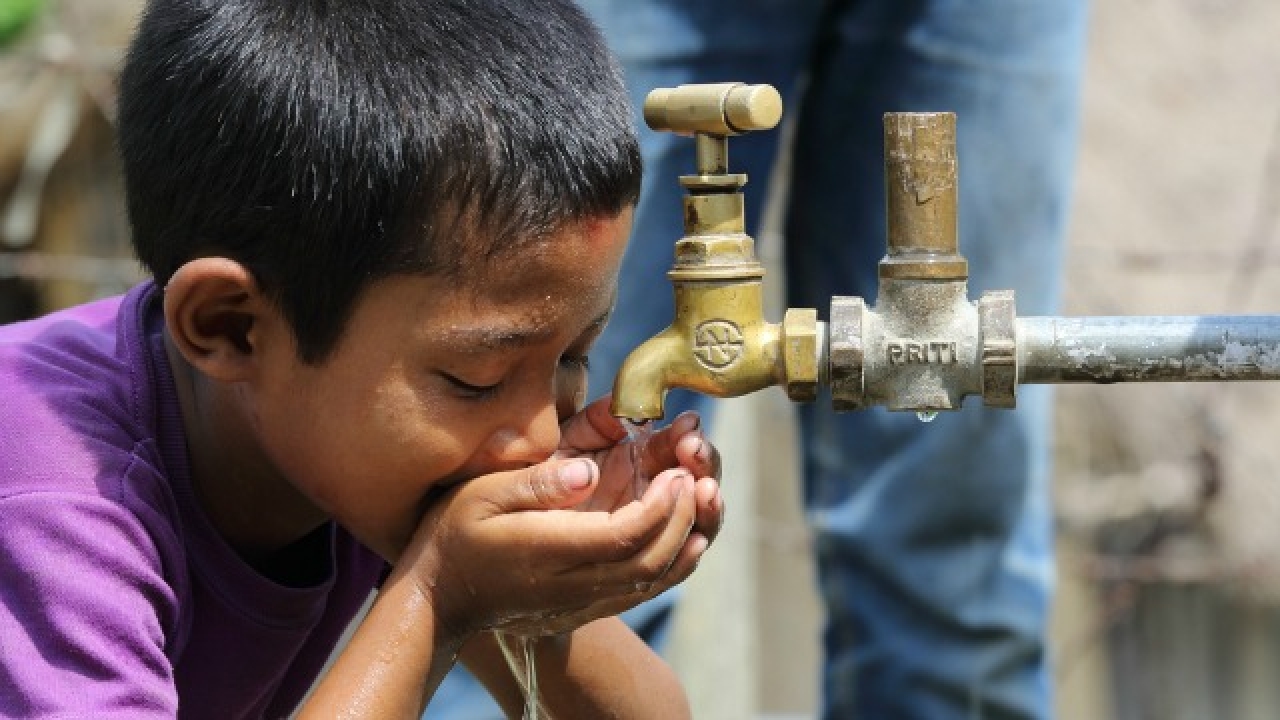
[{"xmin": 162, "ymin": 207, "xmax": 722, "ymax": 638}]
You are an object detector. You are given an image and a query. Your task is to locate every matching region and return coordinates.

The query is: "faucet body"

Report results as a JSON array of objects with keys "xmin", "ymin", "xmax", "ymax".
[
  {"xmin": 619, "ymin": 270, "xmax": 779, "ymax": 419},
  {"xmin": 612, "ymin": 83, "xmax": 1280, "ymax": 421},
  {"xmin": 611, "ymin": 84, "xmax": 820, "ymax": 420}
]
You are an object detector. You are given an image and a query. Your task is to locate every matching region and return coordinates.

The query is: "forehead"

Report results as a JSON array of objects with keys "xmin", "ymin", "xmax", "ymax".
[
  {"xmin": 457, "ymin": 212, "xmax": 630, "ymax": 301},
  {"xmin": 421, "ymin": 211, "xmax": 632, "ymax": 340}
]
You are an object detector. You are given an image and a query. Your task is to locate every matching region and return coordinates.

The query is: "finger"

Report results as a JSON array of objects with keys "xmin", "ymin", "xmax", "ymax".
[
  {"xmin": 648, "ymin": 480, "xmax": 717, "ymax": 591},
  {"xmin": 665, "ymin": 410, "xmax": 701, "ymax": 438},
  {"xmin": 633, "ymin": 469, "xmax": 697, "ymax": 583},
  {"xmin": 656, "ymin": 477, "xmax": 715, "ymax": 587},
  {"xmin": 564, "ymin": 468, "xmax": 697, "ymax": 591},
  {"xmin": 534, "ymin": 532, "xmax": 709, "ymax": 633},
  {"xmin": 471, "ymin": 458, "xmax": 599, "ymax": 515},
  {"xmin": 669, "ymin": 432, "xmax": 721, "ymax": 482},
  {"xmin": 656, "ymin": 531, "xmax": 712, "ymax": 591},
  {"xmin": 556, "ymin": 394, "xmax": 628, "ymax": 455},
  {"xmin": 469, "ymin": 472, "xmax": 687, "ymax": 618},
  {"xmin": 592, "ymin": 525, "xmax": 710, "ymax": 615},
  {"xmin": 692, "ymin": 476, "xmax": 724, "ymax": 545},
  {"xmin": 483, "ymin": 465, "xmax": 682, "ymax": 572},
  {"xmin": 582, "ymin": 467, "xmax": 689, "ymax": 564},
  {"xmin": 635, "ymin": 411, "xmax": 701, "ymax": 476}
]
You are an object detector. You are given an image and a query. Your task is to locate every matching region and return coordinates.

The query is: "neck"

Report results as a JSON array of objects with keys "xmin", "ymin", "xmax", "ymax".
[{"xmin": 163, "ymin": 332, "xmax": 329, "ymax": 565}]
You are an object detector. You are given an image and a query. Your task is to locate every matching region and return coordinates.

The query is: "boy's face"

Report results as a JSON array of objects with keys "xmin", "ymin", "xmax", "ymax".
[{"xmin": 250, "ymin": 209, "xmax": 633, "ymax": 560}]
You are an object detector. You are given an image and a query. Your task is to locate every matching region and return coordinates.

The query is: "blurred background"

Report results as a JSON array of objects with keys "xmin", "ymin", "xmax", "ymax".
[{"xmin": 3, "ymin": 2, "xmax": 1279, "ymax": 719}]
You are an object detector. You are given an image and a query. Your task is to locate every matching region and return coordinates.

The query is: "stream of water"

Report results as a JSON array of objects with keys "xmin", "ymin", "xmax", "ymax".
[
  {"xmin": 520, "ymin": 635, "xmax": 538, "ymax": 720},
  {"xmin": 620, "ymin": 418, "xmax": 655, "ymax": 497}
]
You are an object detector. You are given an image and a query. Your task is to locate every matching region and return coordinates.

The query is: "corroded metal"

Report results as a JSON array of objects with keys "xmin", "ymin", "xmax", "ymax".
[
  {"xmin": 827, "ymin": 112, "xmax": 979, "ymax": 414},
  {"xmin": 620, "ymin": 86, "xmax": 1280, "ymax": 420},
  {"xmin": 980, "ymin": 290, "xmax": 1018, "ymax": 407},
  {"xmin": 1018, "ymin": 316, "xmax": 1280, "ymax": 384},
  {"xmin": 827, "ymin": 110, "xmax": 1280, "ymax": 413},
  {"xmin": 856, "ymin": 279, "xmax": 980, "ymax": 412},
  {"xmin": 829, "ymin": 296, "xmax": 866, "ymax": 411},
  {"xmin": 880, "ymin": 113, "xmax": 968, "ymax": 281}
]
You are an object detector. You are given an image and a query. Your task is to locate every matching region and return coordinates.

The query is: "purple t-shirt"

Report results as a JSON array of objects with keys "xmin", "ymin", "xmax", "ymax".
[{"xmin": 0, "ymin": 282, "xmax": 385, "ymax": 719}]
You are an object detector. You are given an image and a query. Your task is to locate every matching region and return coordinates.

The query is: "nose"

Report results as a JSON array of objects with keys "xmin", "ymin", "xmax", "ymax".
[{"xmin": 488, "ymin": 395, "xmax": 562, "ymax": 468}]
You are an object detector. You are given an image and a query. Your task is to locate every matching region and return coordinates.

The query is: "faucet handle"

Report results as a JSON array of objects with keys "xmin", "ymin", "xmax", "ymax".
[{"xmin": 643, "ymin": 83, "xmax": 782, "ymax": 136}]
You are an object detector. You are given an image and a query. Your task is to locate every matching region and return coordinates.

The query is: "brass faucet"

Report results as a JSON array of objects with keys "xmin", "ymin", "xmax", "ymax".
[
  {"xmin": 612, "ymin": 83, "xmax": 1280, "ymax": 421},
  {"xmin": 610, "ymin": 83, "xmax": 823, "ymax": 421}
]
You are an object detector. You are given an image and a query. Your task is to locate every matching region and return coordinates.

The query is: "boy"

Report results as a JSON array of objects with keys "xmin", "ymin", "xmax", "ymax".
[{"xmin": 0, "ymin": 0, "xmax": 723, "ymax": 717}]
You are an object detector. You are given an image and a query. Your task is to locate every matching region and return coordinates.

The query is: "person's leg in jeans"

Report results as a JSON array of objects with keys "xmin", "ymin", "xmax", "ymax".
[
  {"xmin": 785, "ymin": 1, "xmax": 1088, "ymax": 717},
  {"xmin": 423, "ymin": 3, "xmax": 824, "ymax": 717}
]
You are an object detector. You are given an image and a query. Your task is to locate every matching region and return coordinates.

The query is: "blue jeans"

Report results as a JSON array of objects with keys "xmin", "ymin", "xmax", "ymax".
[{"xmin": 426, "ymin": 1, "xmax": 1087, "ymax": 718}]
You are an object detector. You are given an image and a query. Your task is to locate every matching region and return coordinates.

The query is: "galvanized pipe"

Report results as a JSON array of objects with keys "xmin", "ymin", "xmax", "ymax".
[{"xmin": 1018, "ymin": 316, "xmax": 1280, "ymax": 385}]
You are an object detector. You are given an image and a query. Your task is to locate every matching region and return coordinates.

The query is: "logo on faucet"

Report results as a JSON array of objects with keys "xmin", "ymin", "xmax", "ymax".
[
  {"xmin": 693, "ymin": 320, "xmax": 745, "ymax": 370},
  {"xmin": 887, "ymin": 340, "xmax": 959, "ymax": 366}
]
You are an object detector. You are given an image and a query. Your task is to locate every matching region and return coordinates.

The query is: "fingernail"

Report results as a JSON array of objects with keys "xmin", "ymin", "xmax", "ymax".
[
  {"xmin": 690, "ymin": 534, "xmax": 710, "ymax": 556},
  {"xmin": 677, "ymin": 411, "xmax": 701, "ymax": 432},
  {"xmin": 559, "ymin": 460, "xmax": 594, "ymax": 490},
  {"xmin": 670, "ymin": 471, "xmax": 690, "ymax": 501}
]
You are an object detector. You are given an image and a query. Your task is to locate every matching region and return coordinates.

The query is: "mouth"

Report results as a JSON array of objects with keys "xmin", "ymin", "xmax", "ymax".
[{"xmin": 419, "ymin": 474, "xmax": 468, "ymax": 510}]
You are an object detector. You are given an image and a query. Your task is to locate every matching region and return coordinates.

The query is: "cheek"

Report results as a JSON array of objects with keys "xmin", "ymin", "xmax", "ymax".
[
  {"xmin": 264, "ymin": 372, "xmax": 448, "ymax": 504},
  {"xmin": 361, "ymin": 381, "xmax": 468, "ymax": 480}
]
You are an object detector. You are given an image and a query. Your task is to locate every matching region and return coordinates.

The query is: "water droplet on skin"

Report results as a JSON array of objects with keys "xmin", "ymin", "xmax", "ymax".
[{"xmin": 916, "ymin": 411, "xmax": 938, "ymax": 423}]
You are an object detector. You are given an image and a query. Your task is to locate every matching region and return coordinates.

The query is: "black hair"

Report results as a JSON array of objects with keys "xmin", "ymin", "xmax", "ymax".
[{"xmin": 118, "ymin": 0, "xmax": 641, "ymax": 362}]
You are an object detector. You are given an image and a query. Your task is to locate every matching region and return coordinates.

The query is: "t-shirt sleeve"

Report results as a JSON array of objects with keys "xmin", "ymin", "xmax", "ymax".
[{"xmin": 0, "ymin": 491, "xmax": 180, "ymax": 718}]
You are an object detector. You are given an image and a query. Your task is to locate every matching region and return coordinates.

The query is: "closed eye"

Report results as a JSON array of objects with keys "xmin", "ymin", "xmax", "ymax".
[
  {"xmin": 559, "ymin": 354, "xmax": 590, "ymax": 372},
  {"xmin": 443, "ymin": 373, "xmax": 502, "ymax": 400}
]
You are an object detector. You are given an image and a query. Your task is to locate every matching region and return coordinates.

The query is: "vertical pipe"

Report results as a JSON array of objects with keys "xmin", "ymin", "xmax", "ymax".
[{"xmin": 879, "ymin": 113, "xmax": 968, "ymax": 280}]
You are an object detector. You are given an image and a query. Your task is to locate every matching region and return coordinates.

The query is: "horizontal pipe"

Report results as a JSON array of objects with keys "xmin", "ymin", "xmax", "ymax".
[{"xmin": 1018, "ymin": 316, "xmax": 1280, "ymax": 384}]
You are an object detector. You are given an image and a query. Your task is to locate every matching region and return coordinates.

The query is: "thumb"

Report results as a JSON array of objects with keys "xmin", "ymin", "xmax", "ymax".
[
  {"xmin": 489, "ymin": 458, "xmax": 598, "ymax": 513},
  {"xmin": 557, "ymin": 395, "xmax": 626, "ymax": 455}
]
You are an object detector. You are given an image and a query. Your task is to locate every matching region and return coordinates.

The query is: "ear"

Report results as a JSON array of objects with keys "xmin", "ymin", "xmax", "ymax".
[{"xmin": 162, "ymin": 258, "xmax": 279, "ymax": 383}]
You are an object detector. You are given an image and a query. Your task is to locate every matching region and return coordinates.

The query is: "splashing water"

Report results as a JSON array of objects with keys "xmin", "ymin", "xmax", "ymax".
[
  {"xmin": 521, "ymin": 636, "xmax": 539, "ymax": 720},
  {"xmin": 916, "ymin": 411, "xmax": 938, "ymax": 423},
  {"xmin": 620, "ymin": 418, "xmax": 655, "ymax": 497}
]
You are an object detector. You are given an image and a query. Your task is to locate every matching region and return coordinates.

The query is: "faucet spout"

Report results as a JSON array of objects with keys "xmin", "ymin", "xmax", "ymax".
[{"xmin": 611, "ymin": 329, "xmax": 689, "ymax": 421}]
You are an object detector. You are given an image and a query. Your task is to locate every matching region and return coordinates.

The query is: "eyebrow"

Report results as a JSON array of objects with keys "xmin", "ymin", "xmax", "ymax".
[{"xmin": 440, "ymin": 309, "xmax": 612, "ymax": 353}]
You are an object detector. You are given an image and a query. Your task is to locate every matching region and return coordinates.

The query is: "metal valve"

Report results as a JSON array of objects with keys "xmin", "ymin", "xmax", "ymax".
[{"xmin": 643, "ymin": 83, "xmax": 782, "ymax": 136}]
